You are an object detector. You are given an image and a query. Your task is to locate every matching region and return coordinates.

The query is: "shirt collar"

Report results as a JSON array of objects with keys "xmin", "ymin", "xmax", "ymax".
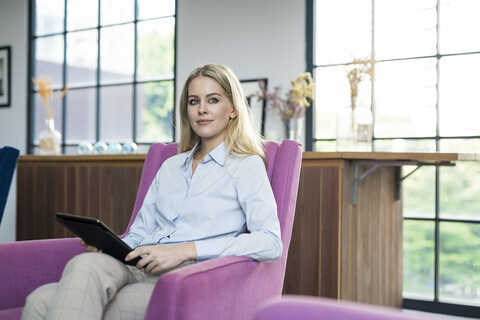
[{"xmin": 183, "ymin": 141, "xmax": 228, "ymax": 167}]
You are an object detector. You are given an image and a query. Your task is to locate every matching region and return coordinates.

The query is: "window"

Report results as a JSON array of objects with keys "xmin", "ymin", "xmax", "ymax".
[
  {"xmin": 309, "ymin": 0, "xmax": 480, "ymax": 317},
  {"xmin": 29, "ymin": 0, "xmax": 176, "ymax": 154}
]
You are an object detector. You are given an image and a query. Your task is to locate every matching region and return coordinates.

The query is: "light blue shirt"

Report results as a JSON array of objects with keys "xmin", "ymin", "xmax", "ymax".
[{"xmin": 122, "ymin": 142, "xmax": 283, "ymax": 263}]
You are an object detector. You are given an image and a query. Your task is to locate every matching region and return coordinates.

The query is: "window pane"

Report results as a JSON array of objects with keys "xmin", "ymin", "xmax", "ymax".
[
  {"xmin": 136, "ymin": 81, "xmax": 174, "ymax": 142},
  {"xmin": 403, "ymin": 165, "xmax": 436, "ymax": 219},
  {"xmin": 439, "ymin": 222, "xmax": 480, "ymax": 305},
  {"xmin": 374, "ymin": 139, "xmax": 436, "ymax": 152},
  {"xmin": 314, "ymin": 65, "xmax": 371, "ymax": 140},
  {"xmin": 101, "ymin": 0, "xmax": 134, "ymax": 26},
  {"xmin": 315, "ymin": 0, "xmax": 371, "ymax": 65},
  {"xmin": 35, "ymin": 35, "xmax": 64, "ymax": 87},
  {"xmin": 137, "ymin": 0, "xmax": 175, "ymax": 20},
  {"xmin": 65, "ymin": 88, "xmax": 96, "ymax": 143},
  {"xmin": 137, "ymin": 18, "xmax": 175, "ymax": 81},
  {"xmin": 66, "ymin": 0, "xmax": 98, "ymax": 31},
  {"xmin": 441, "ymin": 138, "xmax": 480, "ymax": 153},
  {"xmin": 403, "ymin": 220, "xmax": 435, "ymax": 300},
  {"xmin": 314, "ymin": 141, "xmax": 336, "ymax": 152},
  {"xmin": 439, "ymin": 0, "xmax": 480, "ymax": 54},
  {"xmin": 439, "ymin": 139, "xmax": 480, "ymax": 221},
  {"xmin": 67, "ymin": 30, "xmax": 98, "ymax": 86},
  {"xmin": 100, "ymin": 24, "xmax": 134, "ymax": 84},
  {"xmin": 33, "ymin": 93, "xmax": 63, "ymax": 144},
  {"xmin": 439, "ymin": 162, "xmax": 480, "ymax": 221},
  {"xmin": 35, "ymin": 0, "xmax": 64, "ymax": 36},
  {"xmin": 374, "ymin": 59, "xmax": 437, "ymax": 138},
  {"xmin": 100, "ymin": 85, "xmax": 133, "ymax": 141},
  {"xmin": 375, "ymin": 0, "xmax": 437, "ymax": 60},
  {"xmin": 439, "ymin": 54, "xmax": 480, "ymax": 137}
]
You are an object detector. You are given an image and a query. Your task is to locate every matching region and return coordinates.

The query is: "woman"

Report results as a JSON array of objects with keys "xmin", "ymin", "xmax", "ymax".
[{"xmin": 22, "ymin": 64, "xmax": 282, "ymax": 320}]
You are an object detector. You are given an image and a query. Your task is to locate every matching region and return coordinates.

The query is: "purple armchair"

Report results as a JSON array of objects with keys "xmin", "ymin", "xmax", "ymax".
[
  {"xmin": 254, "ymin": 295, "xmax": 430, "ymax": 320},
  {"xmin": 0, "ymin": 140, "xmax": 302, "ymax": 320}
]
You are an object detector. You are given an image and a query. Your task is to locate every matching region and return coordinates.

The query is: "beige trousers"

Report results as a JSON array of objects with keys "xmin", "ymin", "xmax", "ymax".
[{"xmin": 22, "ymin": 252, "xmax": 193, "ymax": 320}]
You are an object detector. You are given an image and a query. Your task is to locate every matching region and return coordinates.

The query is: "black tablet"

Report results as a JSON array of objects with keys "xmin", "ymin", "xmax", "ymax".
[{"xmin": 55, "ymin": 212, "xmax": 141, "ymax": 267}]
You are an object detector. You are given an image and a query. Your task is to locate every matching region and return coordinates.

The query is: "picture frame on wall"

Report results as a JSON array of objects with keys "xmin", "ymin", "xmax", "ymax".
[
  {"xmin": 241, "ymin": 78, "xmax": 267, "ymax": 137},
  {"xmin": 0, "ymin": 46, "xmax": 11, "ymax": 107}
]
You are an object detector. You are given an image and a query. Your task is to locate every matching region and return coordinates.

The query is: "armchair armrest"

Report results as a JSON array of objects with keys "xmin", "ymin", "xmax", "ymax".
[
  {"xmin": 145, "ymin": 256, "xmax": 283, "ymax": 320},
  {"xmin": 0, "ymin": 238, "xmax": 84, "ymax": 310}
]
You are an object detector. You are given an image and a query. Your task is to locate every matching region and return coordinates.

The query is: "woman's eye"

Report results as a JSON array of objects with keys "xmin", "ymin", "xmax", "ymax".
[
  {"xmin": 209, "ymin": 98, "xmax": 219, "ymax": 103},
  {"xmin": 188, "ymin": 99, "xmax": 199, "ymax": 105}
]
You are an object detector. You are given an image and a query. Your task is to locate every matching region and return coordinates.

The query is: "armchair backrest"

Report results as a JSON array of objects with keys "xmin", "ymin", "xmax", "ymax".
[
  {"xmin": 123, "ymin": 140, "xmax": 303, "ymax": 264},
  {"xmin": 127, "ymin": 140, "xmax": 302, "ymax": 320},
  {"xmin": 0, "ymin": 146, "xmax": 20, "ymax": 225}
]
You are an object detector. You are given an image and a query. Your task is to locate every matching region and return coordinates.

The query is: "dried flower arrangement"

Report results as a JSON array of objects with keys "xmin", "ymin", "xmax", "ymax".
[
  {"xmin": 31, "ymin": 75, "xmax": 68, "ymax": 120},
  {"xmin": 252, "ymin": 72, "xmax": 315, "ymax": 119},
  {"xmin": 347, "ymin": 58, "xmax": 374, "ymax": 107}
]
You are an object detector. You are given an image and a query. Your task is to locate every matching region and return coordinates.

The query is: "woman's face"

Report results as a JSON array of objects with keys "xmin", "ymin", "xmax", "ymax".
[{"xmin": 187, "ymin": 76, "xmax": 236, "ymax": 147}]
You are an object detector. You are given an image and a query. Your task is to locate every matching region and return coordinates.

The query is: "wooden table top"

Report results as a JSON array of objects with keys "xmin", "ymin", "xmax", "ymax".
[
  {"xmin": 302, "ymin": 151, "xmax": 480, "ymax": 162},
  {"xmin": 19, "ymin": 151, "xmax": 480, "ymax": 163}
]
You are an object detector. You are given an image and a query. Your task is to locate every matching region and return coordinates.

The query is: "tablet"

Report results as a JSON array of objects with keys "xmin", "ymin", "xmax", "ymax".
[{"xmin": 55, "ymin": 212, "xmax": 141, "ymax": 267}]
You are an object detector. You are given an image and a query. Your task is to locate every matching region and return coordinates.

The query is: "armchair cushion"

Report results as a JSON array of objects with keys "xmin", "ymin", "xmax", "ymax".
[
  {"xmin": 255, "ymin": 296, "xmax": 430, "ymax": 320},
  {"xmin": 0, "ymin": 238, "xmax": 84, "ymax": 311}
]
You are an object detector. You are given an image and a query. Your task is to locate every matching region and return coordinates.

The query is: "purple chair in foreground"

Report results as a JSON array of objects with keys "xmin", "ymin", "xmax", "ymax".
[
  {"xmin": 0, "ymin": 140, "xmax": 302, "ymax": 320},
  {"xmin": 255, "ymin": 295, "xmax": 431, "ymax": 320}
]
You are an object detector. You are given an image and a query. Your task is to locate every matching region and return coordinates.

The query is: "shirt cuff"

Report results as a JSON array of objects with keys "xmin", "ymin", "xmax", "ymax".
[{"xmin": 194, "ymin": 238, "xmax": 220, "ymax": 261}]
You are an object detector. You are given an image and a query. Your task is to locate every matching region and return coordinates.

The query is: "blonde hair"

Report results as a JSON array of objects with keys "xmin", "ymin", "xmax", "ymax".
[{"xmin": 178, "ymin": 64, "xmax": 266, "ymax": 164}]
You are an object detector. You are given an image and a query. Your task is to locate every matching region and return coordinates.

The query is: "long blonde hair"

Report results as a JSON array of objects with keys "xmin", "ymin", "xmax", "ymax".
[{"xmin": 178, "ymin": 64, "xmax": 266, "ymax": 164}]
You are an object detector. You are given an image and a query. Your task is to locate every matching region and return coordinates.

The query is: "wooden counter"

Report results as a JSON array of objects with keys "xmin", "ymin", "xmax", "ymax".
[
  {"xmin": 16, "ymin": 151, "xmax": 479, "ymax": 307},
  {"xmin": 283, "ymin": 151, "xmax": 479, "ymax": 308},
  {"xmin": 16, "ymin": 154, "xmax": 146, "ymax": 240}
]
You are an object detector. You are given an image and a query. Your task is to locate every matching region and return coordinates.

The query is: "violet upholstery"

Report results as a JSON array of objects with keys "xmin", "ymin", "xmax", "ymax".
[
  {"xmin": 254, "ymin": 295, "xmax": 430, "ymax": 320},
  {"xmin": 0, "ymin": 140, "xmax": 302, "ymax": 320}
]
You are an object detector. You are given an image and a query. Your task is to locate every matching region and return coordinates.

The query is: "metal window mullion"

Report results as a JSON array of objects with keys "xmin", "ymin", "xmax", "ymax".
[
  {"xmin": 61, "ymin": 0, "xmax": 67, "ymax": 153},
  {"xmin": 27, "ymin": 0, "xmax": 36, "ymax": 153},
  {"xmin": 305, "ymin": 0, "xmax": 314, "ymax": 151},
  {"xmin": 172, "ymin": 0, "xmax": 178, "ymax": 142},
  {"xmin": 433, "ymin": 0, "xmax": 441, "ymax": 303},
  {"xmin": 95, "ymin": 0, "xmax": 101, "ymax": 142},
  {"xmin": 132, "ymin": 0, "xmax": 138, "ymax": 143},
  {"xmin": 371, "ymin": 0, "xmax": 376, "ymax": 151},
  {"xmin": 434, "ymin": 165, "xmax": 441, "ymax": 302}
]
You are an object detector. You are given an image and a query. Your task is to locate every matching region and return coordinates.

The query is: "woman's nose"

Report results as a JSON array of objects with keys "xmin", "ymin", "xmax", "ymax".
[{"xmin": 198, "ymin": 101, "xmax": 208, "ymax": 114}]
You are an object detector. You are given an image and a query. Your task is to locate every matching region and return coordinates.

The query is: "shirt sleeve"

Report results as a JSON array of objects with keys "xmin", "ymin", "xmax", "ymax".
[
  {"xmin": 122, "ymin": 170, "xmax": 161, "ymax": 248},
  {"xmin": 194, "ymin": 155, "xmax": 283, "ymax": 263}
]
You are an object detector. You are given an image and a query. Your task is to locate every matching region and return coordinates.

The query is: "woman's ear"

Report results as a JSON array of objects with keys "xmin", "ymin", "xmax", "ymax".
[{"xmin": 230, "ymin": 107, "xmax": 237, "ymax": 119}]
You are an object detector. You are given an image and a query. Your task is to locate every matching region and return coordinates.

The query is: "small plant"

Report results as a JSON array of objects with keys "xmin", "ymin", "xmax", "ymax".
[
  {"xmin": 347, "ymin": 58, "xmax": 374, "ymax": 107},
  {"xmin": 32, "ymin": 75, "xmax": 68, "ymax": 120},
  {"xmin": 252, "ymin": 72, "xmax": 315, "ymax": 119}
]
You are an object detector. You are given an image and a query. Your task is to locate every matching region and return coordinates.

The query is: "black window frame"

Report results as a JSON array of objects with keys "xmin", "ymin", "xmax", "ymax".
[
  {"xmin": 306, "ymin": 0, "xmax": 480, "ymax": 317},
  {"xmin": 27, "ymin": 0, "xmax": 177, "ymax": 154}
]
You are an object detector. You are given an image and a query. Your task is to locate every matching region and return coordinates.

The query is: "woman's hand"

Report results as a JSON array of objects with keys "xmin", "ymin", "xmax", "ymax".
[
  {"xmin": 125, "ymin": 242, "xmax": 197, "ymax": 274},
  {"xmin": 80, "ymin": 240, "xmax": 102, "ymax": 253}
]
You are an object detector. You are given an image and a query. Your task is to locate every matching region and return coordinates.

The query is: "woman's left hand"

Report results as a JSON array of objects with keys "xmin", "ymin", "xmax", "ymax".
[{"xmin": 125, "ymin": 242, "xmax": 197, "ymax": 274}]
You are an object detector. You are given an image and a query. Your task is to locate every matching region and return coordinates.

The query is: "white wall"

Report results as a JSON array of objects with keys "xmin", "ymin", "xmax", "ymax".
[
  {"xmin": 0, "ymin": 0, "xmax": 306, "ymax": 242},
  {"xmin": 0, "ymin": 0, "xmax": 28, "ymax": 242}
]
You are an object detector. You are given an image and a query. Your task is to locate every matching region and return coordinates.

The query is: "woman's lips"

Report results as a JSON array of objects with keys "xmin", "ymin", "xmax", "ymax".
[{"xmin": 197, "ymin": 120, "xmax": 212, "ymax": 126}]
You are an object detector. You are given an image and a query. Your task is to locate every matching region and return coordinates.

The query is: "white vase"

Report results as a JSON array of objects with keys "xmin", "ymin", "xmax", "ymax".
[
  {"xmin": 336, "ymin": 105, "xmax": 373, "ymax": 151},
  {"xmin": 38, "ymin": 118, "xmax": 62, "ymax": 155}
]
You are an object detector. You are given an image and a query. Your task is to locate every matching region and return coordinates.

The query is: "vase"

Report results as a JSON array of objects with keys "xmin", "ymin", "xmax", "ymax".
[
  {"xmin": 283, "ymin": 117, "xmax": 304, "ymax": 143},
  {"xmin": 38, "ymin": 118, "xmax": 62, "ymax": 155},
  {"xmin": 336, "ymin": 105, "xmax": 373, "ymax": 152}
]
